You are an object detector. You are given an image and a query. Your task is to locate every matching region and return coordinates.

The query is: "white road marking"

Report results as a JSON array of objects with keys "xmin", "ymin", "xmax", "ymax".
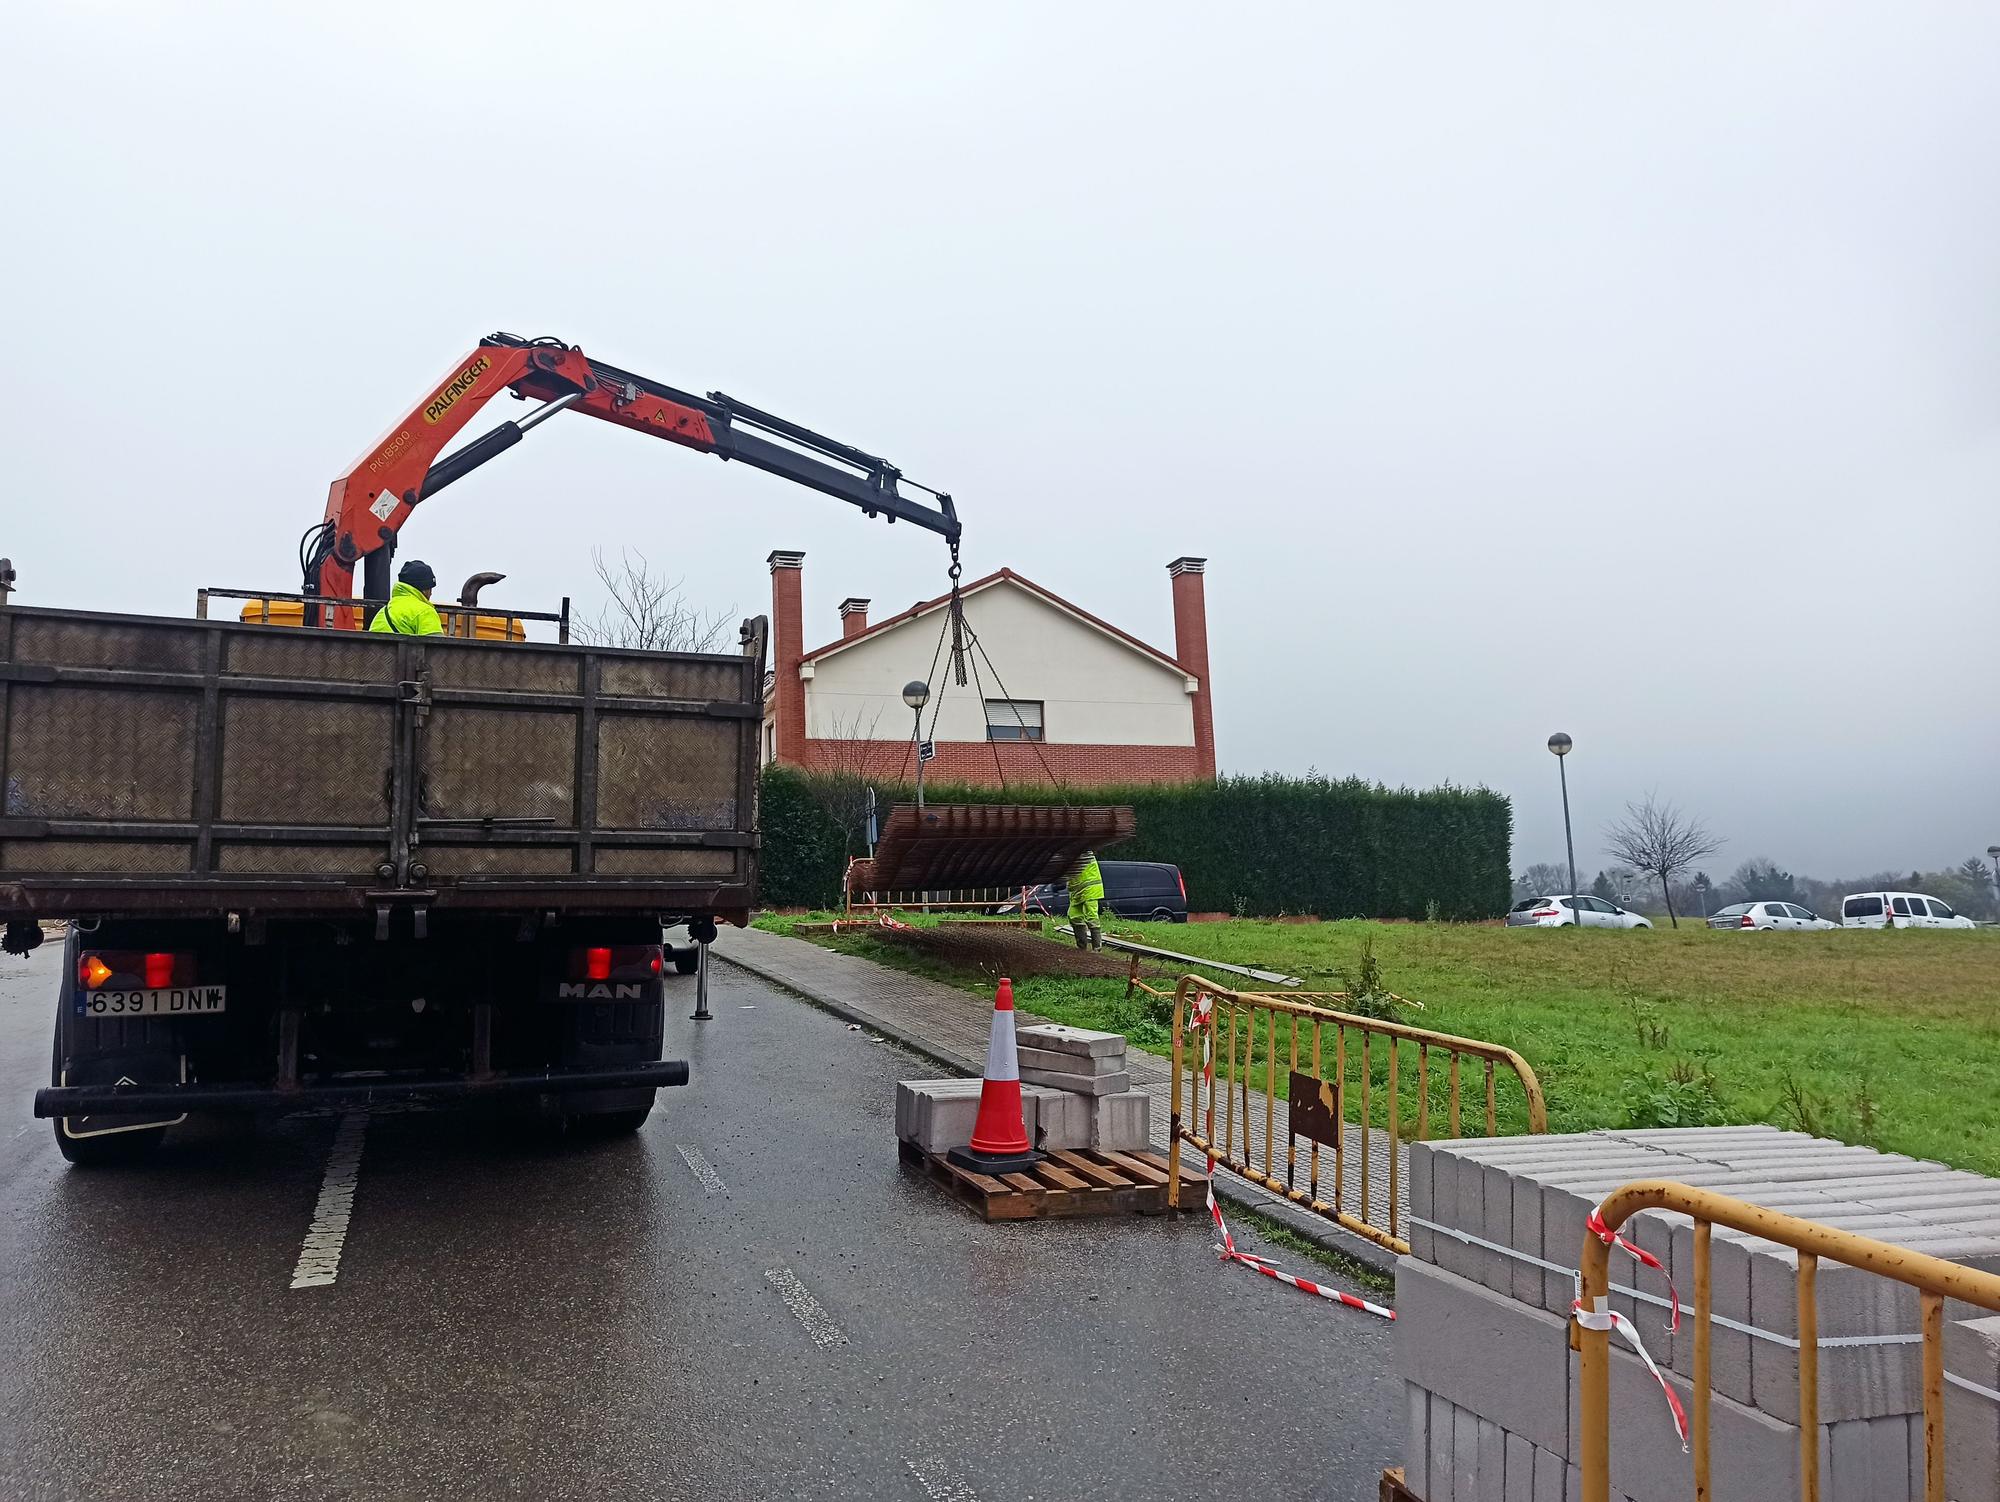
[
  {"xmin": 676, "ymin": 1143, "xmax": 727, "ymax": 1194},
  {"xmin": 290, "ymin": 1112, "xmax": 368, "ymax": 1290},
  {"xmin": 765, "ymin": 1267, "xmax": 845, "ymax": 1347},
  {"xmin": 904, "ymin": 1455, "xmax": 980, "ymax": 1501}
]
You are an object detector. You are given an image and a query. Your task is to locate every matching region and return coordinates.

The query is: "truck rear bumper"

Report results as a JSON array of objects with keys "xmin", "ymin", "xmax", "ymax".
[{"xmin": 33, "ymin": 1061, "xmax": 690, "ymax": 1117}]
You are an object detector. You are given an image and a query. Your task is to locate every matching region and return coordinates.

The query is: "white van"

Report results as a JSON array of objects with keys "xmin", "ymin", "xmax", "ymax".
[{"xmin": 1838, "ymin": 892, "xmax": 1977, "ymax": 929}]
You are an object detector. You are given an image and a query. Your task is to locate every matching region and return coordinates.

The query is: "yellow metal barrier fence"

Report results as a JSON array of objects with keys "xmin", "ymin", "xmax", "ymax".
[
  {"xmin": 1577, "ymin": 1181, "xmax": 2000, "ymax": 1502},
  {"xmin": 1165, "ymin": 975, "xmax": 1547, "ymax": 1255}
]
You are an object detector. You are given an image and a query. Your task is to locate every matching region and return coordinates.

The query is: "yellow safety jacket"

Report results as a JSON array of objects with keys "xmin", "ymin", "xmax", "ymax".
[
  {"xmin": 367, "ymin": 581, "xmax": 445, "ymax": 637},
  {"xmin": 1071, "ymin": 855, "xmax": 1105, "ymax": 905}
]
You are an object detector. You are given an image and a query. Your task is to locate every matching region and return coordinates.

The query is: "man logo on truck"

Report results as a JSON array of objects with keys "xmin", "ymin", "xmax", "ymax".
[{"xmin": 556, "ymin": 982, "xmax": 647, "ymax": 1001}]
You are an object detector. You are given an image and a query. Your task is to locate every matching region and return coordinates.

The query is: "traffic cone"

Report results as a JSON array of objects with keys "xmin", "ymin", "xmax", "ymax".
[{"xmin": 947, "ymin": 976, "xmax": 1043, "ymax": 1175}]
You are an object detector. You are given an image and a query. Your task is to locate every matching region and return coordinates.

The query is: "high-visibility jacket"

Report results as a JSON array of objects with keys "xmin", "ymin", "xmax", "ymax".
[
  {"xmin": 1070, "ymin": 855, "xmax": 1105, "ymax": 905},
  {"xmin": 367, "ymin": 581, "xmax": 445, "ymax": 637}
]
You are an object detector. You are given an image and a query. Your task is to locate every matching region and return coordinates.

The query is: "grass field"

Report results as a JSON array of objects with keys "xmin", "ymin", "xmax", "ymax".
[{"xmin": 757, "ymin": 913, "xmax": 2000, "ymax": 1177}]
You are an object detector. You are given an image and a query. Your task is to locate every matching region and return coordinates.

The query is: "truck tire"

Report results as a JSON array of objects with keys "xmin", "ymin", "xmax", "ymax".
[
  {"xmin": 573, "ymin": 1096, "xmax": 655, "ymax": 1135},
  {"xmin": 51, "ymin": 1018, "xmax": 166, "ymax": 1167}
]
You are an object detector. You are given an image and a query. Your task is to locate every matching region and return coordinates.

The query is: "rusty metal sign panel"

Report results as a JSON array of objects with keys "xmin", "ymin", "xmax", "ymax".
[{"xmin": 1288, "ymin": 1070, "xmax": 1342, "ymax": 1146}]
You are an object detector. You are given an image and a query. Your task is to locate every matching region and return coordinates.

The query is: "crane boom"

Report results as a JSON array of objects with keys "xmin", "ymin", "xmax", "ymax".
[{"xmin": 307, "ymin": 332, "xmax": 959, "ymax": 611}]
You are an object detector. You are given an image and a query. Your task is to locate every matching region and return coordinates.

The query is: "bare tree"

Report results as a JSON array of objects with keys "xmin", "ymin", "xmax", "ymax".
[
  {"xmin": 1603, "ymin": 795, "xmax": 1724, "ymax": 928},
  {"xmin": 1513, "ymin": 862, "xmax": 1575, "ymax": 901},
  {"xmin": 801, "ymin": 707, "xmax": 887, "ymax": 857},
  {"xmin": 571, "ymin": 547, "xmax": 734, "ymax": 652}
]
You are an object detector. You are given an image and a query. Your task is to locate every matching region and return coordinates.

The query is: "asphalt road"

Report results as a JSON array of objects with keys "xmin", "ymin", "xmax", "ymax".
[{"xmin": 0, "ymin": 942, "xmax": 1398, "ymax": 1501}]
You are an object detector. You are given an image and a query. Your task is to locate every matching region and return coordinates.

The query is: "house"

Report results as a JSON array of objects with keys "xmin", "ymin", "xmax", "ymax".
[{"xmin": 764, "ymin": 552, "xmax": 1216, "ymax": 786}]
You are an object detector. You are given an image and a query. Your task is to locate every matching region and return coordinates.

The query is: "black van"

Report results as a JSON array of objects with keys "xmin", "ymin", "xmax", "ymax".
[{"xmin": 1015, "ymin": 861, "xmax": 1188, "ymax": 923}]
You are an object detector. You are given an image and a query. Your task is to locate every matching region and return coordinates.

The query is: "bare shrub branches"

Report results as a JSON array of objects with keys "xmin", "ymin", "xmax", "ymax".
[
  {"xmin": 571, "ymin": 547, "xmax": 734, "ymax": 653},
  {"xmin": 1603, "ymin": 794, "xmax": 1723, "ymax": 928}
]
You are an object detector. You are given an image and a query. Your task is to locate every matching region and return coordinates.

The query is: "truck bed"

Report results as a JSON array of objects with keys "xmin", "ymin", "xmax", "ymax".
[{"xmin": 0, "ymin": 604, "xmax": 764, "ymax": 922}]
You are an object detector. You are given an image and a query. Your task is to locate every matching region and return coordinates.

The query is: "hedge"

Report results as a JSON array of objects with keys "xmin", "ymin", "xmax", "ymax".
[{"xmin": 756, "ymin": 767, "xmax": 1512, "ymax": 920}]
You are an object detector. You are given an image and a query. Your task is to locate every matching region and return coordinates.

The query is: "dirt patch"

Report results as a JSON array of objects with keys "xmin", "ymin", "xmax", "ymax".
[{"xmin": 867, "ymin": 922, "xmax": 1141, "ymax": 980}]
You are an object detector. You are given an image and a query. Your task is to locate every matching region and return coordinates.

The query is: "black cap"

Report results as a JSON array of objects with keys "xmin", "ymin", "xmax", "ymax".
[{"xmin": 398, "ymin": 560, "xmax": 437, "ymax": 592}]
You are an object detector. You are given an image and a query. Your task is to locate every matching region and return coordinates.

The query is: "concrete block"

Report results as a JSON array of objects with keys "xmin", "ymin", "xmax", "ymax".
[
  {"xmin": 1828, "ymin": 1414, "xmax": 1916, "ymax": 1502},
  {"xmin": 1030, "ymin": 1086, "xmax": 1091, "ymax": 1151},
  {"xmin": 1504, "ymin": 1430, "xmax": 1534, "ymax": 1502},
  {"xmin": 1472, "ymin": 1416, "xmax": 1502, "ymax": 1502},
  {"xmin": 899, "ymin": 1079, "xmax": 1087, "ymax": 1154},
  {"xmin": 1946, "ymin": 1314, "xmax": 2000, "ymax": 1502},
  {"xmin": 1015, "ymin": 1022, "xmax": 1124, "ymax": 1059},
  {"xmin": 1411, "ymin": 1142, "xmax": 1436, "ymax": 1262},
  {"xmin": 1397, "ymin": 1257, "xmax": 1571, "ymax": 1456},
  {"xmin": 1748, "ymin": 1244, "xmax": 1930, "ymax": 1422},
  {"xmin": 1569, "ymin": 1340, "xmax": 1812, "ymax": 1502},
  {"xmin": 1088, "ymin": 1088, "xmax": 1150, "ymax": 1152},
  {"xmin": 1530, "ymin": 1446, "xmax": 1562, "ymax": 1502},
  {"xmin": 1456, "ymin": 1408, "xmax": 1488, "ymax": 1502},
  {"xmin": 1428, "ymin": 1391, "xmax": 1457, "ymax": 1502},
  {"xmin": 1405, "ymin": 1382, "xmax": 1431, "ymax": 1500},
  {"xmin": 1016, "ymin": 1043, "xmax": 1124, "ymax": 1076},
  {"xmin": 1019, "ymin": 1064, "xmax": 1131, "ymax": 1096},
  {"xmin": 1477, "ymin": 1159, "xmax": 1518, "ymax": 1298},
  {"xmin": 1510, "ymin": 1170, "xmax": 1546, "ymax": 1304}
]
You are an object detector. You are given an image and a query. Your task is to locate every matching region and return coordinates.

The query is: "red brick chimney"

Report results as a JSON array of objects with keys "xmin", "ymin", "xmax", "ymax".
[
  {"xmin": 1168, "ymin": 557, "xmax": 1215, "ymax": 779},
  {"xmin": 838, "ymin": 597, "xmax": 870, "ymax": 640},
  {"xmin": 768, "ymin": 550, "xmax": 806, "ymax": 764}
]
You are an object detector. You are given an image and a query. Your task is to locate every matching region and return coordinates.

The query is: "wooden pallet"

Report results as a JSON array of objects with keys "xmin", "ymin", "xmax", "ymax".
[
  {"xmin": 898, "ymin": 1139, "xmax": 1206, "ymax": 1221},
  {"xmin": 1379, "ymin": 1467, "xmax": 1423, "ymax": 1502}
]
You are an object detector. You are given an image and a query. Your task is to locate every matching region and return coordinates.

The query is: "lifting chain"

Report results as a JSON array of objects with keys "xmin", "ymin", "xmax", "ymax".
[{"xmin": 946, "ymin": 538, "xmax": 968, "ymax": 687}]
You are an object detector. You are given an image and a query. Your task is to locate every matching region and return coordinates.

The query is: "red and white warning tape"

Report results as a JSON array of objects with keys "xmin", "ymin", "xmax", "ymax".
[
  {"xmin": 1571, "ymin": 1210, "xmax": 1688, "ymax": 1449},
  {"xmin": 1185, "ymin": 991, "xmax": 1394, "ymax": 1322}
]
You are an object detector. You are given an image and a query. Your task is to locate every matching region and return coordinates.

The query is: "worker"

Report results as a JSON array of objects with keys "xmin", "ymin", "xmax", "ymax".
[
  {"xmin": 1068, "ymin": 849, "xmax": 1106, "ymax": 951},
  {"xmin": 367, "ymin": 560, "xmax": 446, "ymax": 636}
]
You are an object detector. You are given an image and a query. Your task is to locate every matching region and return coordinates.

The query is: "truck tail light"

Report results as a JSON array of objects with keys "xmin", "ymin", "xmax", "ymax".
[
  {"xmin": 568, "ymin": 945, "xmax": 664, "ymax": 982},
  {"xmin": 77, "ymin": 950, "xmax": 195, "ymax": 990}
]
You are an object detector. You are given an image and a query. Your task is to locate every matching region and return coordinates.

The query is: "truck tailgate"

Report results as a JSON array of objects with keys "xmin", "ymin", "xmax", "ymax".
[{"xmin": 0, "ymin": 605, "xmax": 764, "ymax": 918}]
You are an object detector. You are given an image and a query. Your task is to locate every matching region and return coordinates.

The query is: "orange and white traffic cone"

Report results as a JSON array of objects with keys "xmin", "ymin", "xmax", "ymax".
[{"xmin": 947, "ymin": 976, "xmax": 1043, "ymax": 1175}]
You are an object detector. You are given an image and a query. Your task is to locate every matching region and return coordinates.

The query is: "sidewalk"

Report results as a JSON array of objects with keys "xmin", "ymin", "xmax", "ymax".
[{"xmin": 714, "ymin": 923, "xmax": 1403, "ymax": 1273}]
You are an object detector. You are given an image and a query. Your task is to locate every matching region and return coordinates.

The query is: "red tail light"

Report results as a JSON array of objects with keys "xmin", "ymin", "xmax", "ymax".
[
  {"xmin": 1741, "ymin": 914, "xmax": 1755, "ymax": 928},
  {"xmin": 569, "ymin": 945, "xmax": 664, "ymax": 982},
  {"xmin": 1532, "ymin": 908, "xmax": 1560, "ymax": 919},
  {"xmin": 1176, "ymin": 868, "xmax": 1186, "ymax": 902},
  {"xmin": 78, "ymin": 950, "xmax": 195, "ymax": 989}
]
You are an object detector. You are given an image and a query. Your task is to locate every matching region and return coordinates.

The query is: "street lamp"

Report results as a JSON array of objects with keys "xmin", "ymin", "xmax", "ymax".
[
  {"xmin": 1547, "ymin": 733, "xmax": 1578, "ymax": 918},
  {"xmin": 1988, "ymin": 846, "xmax": 1999, "ymax": 914},
  {"xmin": 903, "ymin": 679, "xmax": 931, "ymax": 810}
]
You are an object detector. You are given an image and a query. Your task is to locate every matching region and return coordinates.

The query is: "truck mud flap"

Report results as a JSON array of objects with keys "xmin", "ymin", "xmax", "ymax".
[{"xmin": 34, "ymin": 1060, "xmax": 690, "ymax": 1118}]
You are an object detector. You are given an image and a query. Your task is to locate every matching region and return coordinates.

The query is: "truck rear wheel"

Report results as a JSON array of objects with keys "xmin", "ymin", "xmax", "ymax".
[
  {"xmin": 572, "ymin": 1096, "xmax": 655, "ymax": 1135},
  {"xmin": 50, "ymin": 1020, "xmax": 166, "ymax": 1167}
]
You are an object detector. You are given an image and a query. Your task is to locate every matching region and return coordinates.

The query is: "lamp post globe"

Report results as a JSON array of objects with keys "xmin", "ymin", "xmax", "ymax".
[
  {"xmin": 1547, "ymin": 732, "xmax": 1578, "ymax": 918},
  {"xmin": 904, "ymin": 680, "xmax": 933, "ymax": 809}
]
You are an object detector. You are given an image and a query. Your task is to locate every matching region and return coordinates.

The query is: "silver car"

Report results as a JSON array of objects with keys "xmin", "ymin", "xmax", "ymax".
[{"xmin": 1706, "ymin": 900, "xmax": 1836, "ymax": 931}]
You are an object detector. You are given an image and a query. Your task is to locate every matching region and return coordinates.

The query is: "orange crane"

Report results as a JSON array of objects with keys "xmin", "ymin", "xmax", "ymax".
[{"xmin": 303, "ymin": 332, "xmax": 961, "ymax": 625}]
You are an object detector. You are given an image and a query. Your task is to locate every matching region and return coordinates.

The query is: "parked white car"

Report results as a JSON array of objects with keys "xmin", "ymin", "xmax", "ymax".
[
  {"xmin": 1839, "ymin": 892, "xmax": 1978, "ymax": 929},
  {"xmin": 1706, "ymin": 901, "xmax": 1836, "ymax": 931},
  {"xmin": 1505, "ymin": 895, "xmax": 1653, "ymax": 929}
]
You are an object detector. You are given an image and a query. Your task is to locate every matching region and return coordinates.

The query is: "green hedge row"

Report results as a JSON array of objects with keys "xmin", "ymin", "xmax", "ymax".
[{"xmin": 756, "ymin": 768, "xmax": 1513, "ymax": 920}]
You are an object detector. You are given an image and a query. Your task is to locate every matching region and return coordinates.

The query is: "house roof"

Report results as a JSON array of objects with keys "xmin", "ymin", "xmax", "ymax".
[{"xmin": 800, "ymin": 567, "xmax": 1191, "ymax": 679}]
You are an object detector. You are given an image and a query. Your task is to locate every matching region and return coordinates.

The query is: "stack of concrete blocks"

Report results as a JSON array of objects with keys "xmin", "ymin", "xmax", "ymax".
[
  {"xmin": 1398, "ymin": 1126, "xmax": 2000, "ymax": 1502},
  {"xmin": 1015, "ymin": 1023, "xmax": 1150, "ymax": 1153}
]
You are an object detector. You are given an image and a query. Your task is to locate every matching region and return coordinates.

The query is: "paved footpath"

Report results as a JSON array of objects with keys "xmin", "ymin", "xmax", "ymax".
[{"xmin": 714, "ymin": 924, "xmax": 1406, "ymax": 1268}]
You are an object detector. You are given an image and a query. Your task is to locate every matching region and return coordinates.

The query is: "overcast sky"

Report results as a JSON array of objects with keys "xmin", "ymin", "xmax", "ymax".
[{"xmin": 7, "ymin": 3, "xmax": 1996, "ymax": 879}]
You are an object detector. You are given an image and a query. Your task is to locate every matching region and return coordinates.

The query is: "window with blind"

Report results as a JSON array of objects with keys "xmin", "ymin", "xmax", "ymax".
[{"xmin": 984, "ymin": 699, "xmax": 1044, "ymax": 742}]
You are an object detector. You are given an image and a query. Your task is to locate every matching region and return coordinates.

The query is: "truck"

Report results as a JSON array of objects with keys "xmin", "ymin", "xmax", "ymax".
[{"xmin": 2, "ymin": 332, "xmax": 961, "ymax": 1164}]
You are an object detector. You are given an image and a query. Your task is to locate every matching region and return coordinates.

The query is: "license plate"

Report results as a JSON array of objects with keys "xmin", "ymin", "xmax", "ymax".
[{"xmin": 77, "ymin": 986, "xmax": 227, "ymax": 1017}]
